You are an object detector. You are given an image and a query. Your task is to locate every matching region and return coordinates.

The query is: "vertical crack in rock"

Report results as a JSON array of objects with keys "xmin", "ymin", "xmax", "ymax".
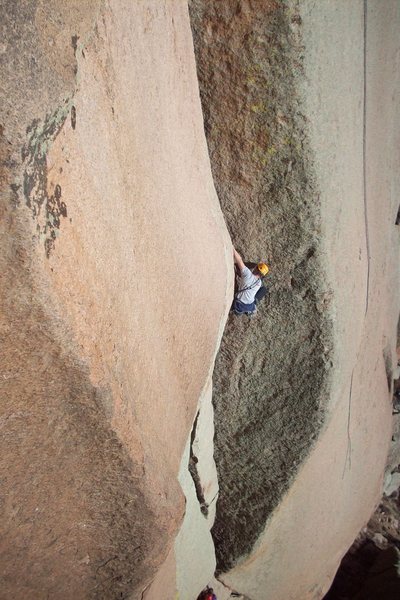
[
  {"xmin": 174, "ymin": 381, "xmax": 221, "ymax": 599},
  {"xmin": 189, "ymin": 0, "xmax": 333, "ymax": 574},
  {"xmin": 362, "ymin": 0, "xmax": 370, "ymax": 316},
  {"xmin": 188, "ymin": 410, "xmax": 209, "ymax": 517}
]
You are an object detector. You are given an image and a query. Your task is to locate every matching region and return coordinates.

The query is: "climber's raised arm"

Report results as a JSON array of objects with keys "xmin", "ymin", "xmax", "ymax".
[
  {"xmin": 233, "ymin": 247, "xmax": 246, "ymax": 272},
  {"xmin": 231, "ymin": 248, "xmax": 270, "ymax": 316}
]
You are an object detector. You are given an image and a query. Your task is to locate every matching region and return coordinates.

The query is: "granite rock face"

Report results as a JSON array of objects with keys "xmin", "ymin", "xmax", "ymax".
[
  {"xmin": 189, "ymin": 0, "xmax": 331, "ymax": 573},
  {"xmin": 0, "ymin": 1, "xmax": 232, "ymax": 598},
  {"xmin": 1, "ymin": 1, "xmax": 399, "ymax": 599},
  {"xmin": 189, "ymin": 1, "xmax": 400, "ymax": 598}
]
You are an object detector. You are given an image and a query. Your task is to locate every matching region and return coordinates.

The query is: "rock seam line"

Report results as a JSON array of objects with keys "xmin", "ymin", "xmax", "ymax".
[
  {"xmin": 343, "ymin": 0, "xmax": 370, "ymax": 479},
  {"xmin": 363, "ymin": 0, "xmax": 370, "ymax": 316}
]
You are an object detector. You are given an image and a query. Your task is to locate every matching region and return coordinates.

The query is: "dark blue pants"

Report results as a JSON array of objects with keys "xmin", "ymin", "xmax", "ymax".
[{"xmin": 232, "ymin": 299, "xmax": 256, "ymax": 315}]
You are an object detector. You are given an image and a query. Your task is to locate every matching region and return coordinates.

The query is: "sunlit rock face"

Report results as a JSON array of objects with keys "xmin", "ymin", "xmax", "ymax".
[
  {"xmin": 2, "ymin": 0, "xmax": 398, "ymax": 598},
  {"xmin": 0, "ymin": 1, "xmax": 231, "ymax": 598}
]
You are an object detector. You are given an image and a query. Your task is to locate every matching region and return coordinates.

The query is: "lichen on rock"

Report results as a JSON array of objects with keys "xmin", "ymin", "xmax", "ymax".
[{"xmin": 22, "ymin": 107, "xmax": 71, "ymax": 257}]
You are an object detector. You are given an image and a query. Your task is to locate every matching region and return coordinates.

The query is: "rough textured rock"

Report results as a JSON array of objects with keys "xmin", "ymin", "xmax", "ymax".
[
  {"xmin": 0, "ymin": 1, "xmax": 232, "ymax": 598},
  {"xmin": 189, "ymin": 0, "xmax": 400, "ymax": 598},
  {"xmin": 189, "ymin": 0, "xmax": 332, "ymax": 574}
]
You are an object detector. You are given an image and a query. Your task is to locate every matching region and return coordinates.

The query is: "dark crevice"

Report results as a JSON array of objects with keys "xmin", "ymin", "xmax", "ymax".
[
  {"xmin": 188, "ymin": 410, "xmax": 209, "ymax": 517},
  {"xmin": 395, "ymin": 204, "xmax": 400, "ymax": 225},
  {"xmin": 324, "ymin": 540, "xmax": 400, "ymax": 600},
  {"xmin": 383, "ymin": 344, "xmax": 394, "ymax": 392}
]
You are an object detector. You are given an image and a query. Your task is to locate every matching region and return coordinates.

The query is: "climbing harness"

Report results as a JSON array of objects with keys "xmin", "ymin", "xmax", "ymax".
[{"xmin": 235, "ymin": 279, "xmax": 260, "ymax": 298}]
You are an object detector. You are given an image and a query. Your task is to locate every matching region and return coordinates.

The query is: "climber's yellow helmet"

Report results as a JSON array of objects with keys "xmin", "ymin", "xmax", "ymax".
[{"xmin": 257, "ymin": 262, "xmax": 269, "ymax": 277}]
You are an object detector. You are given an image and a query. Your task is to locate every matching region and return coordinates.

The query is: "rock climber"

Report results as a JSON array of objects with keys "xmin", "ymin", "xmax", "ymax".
[{"xmin": 232, "ymin": 247, "xmax": 269, "ymax": 315}]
